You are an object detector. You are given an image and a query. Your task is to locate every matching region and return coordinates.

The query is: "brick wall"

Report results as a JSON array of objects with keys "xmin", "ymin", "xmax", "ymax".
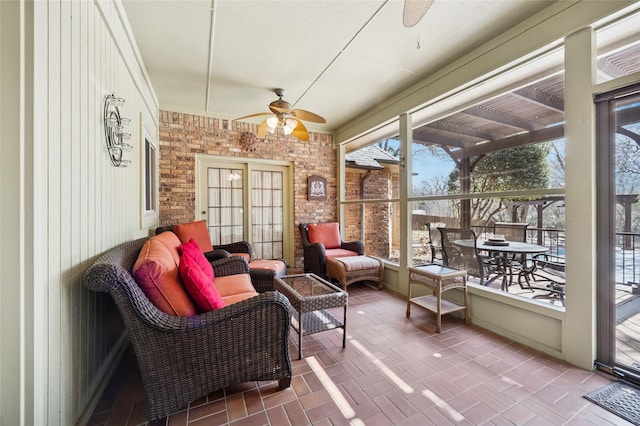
[
  {"xmin": 344, "ymin": 168, "xmax": 394, "ymax": 258},
  {"xmin": 158, "ymin": 110, "xmax": 336, "ymax": 268}
]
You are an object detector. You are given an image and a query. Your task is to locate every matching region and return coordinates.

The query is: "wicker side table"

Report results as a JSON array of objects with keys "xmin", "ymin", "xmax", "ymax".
[
  {"xmin": 406, "ymin": 264, "xmax": 468, "ymax": 333},
  {"xmin": 275, "ymin": 273, "xmax": 348, "ymax": 359}
]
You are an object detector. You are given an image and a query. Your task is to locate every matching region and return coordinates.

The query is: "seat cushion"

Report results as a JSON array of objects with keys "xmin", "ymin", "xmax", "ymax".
[
  {"xmin": 325, "ymin": 248, "xmax": 359, "ymax": 259},
  {"xmin": 173, "ymin": 220, "xmax": 214, "ymax": 253},
  {"xmin": 222, "ymin": 292, "xmax": 260, "ymax": 305},
  {"xmin": 179, "ymin": 250, "xmax": 224, "ymax": 312},
  {"xmin": 334, "ymin": 255, "xmax": 379, "ymax": 271},
  {"xmin": 307, "ymin": 222, "xmax": 341, "ymax": 249},
  {"xmin": 133, "ymin": 235, "xmax": 197, "ymax": 317},
  {"xmin": 213, "ymin": 273, "xmax": 257, "ymax": 298},
  {"xmin": 249, "ymin": 259, "xmax": 286, "ymax": 277}
]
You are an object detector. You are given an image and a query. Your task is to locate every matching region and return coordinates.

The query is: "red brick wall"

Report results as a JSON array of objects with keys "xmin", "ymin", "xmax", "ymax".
[
  {"xmin": 158, "ymin": 110, "xmax": 336, "ymax": 268},
  {"xmin": 344, "ymin": 168, "xmax": 394, "ymax": 258}
]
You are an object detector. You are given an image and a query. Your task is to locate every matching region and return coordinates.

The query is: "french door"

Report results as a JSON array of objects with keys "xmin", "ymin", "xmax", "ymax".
[
  {"xmin": 596, "ymin": 83, "xmax": 640, "ymax": 383},
  {"xmin": 196, "ymin": 157, "xmax": 292, "ymax": 264}
]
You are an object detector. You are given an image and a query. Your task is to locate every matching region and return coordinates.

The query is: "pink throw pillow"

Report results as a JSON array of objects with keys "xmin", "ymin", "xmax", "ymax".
[
  {"xmin": 180, "ymin": 238, "xmax": 214, "ymax": 280},
  {"xmin": 179, "ymin": 251, "xmax": 225, "ymax": 312}
]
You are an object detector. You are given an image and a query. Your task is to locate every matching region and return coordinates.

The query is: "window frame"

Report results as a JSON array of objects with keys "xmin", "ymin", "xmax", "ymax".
[{"xmin": 141, "ymin": 125, "xmax": 158, "ymax": 225}]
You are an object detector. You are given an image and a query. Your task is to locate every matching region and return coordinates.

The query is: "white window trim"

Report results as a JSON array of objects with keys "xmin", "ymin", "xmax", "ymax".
[{"xmin": 141, "ymin": 123, "xmax": 158, "ymax": 226}]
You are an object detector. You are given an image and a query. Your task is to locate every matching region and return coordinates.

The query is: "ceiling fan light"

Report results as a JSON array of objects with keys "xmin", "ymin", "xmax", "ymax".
[
  {"xmin": 266, "ymin": 116, "xmax": 278, "ymax": 133},
  {"xmin": 283, "ymin": 118, "xmax": 298, "ymax": 135}
]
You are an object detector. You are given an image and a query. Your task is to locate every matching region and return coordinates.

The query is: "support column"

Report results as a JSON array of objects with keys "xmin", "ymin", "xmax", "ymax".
[
  {"xmin": 460, "ymin": 157, "xmax": 471, "ymax": 229},
  {"xmin": 399, "ymin": 113, "xmax": 412, "ymax": 294},
  {"xmin": 564, "ymin": 27, "xmax": 597, "ymax": 369},
  {"xmin": 337, "ymin": 144, "xmax": 346, "ymax": 234}
]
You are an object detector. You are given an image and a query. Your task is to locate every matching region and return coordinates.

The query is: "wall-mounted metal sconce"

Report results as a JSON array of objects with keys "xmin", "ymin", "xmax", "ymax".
[{"xmin": 103, "ymin": 94, "xmax": 132, "ymax": 167}]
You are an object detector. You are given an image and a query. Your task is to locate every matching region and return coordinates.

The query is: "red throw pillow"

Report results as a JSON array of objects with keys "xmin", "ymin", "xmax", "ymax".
[
  {"xmin": 180, "ymin": 238, "xmax": 214, "ymax": 280},
  {"xmin": 179, "ymin": 251, "xmax": 225, "ymax": 312},
  {"xmin": 307, "ymin": 222, "xmax": 341, "ymax": 249}
]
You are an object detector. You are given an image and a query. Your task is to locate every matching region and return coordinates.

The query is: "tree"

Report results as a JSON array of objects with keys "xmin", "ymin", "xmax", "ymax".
[{"xmin": 448, "ymin": 144, "xmax": 551, "ymax": 223}]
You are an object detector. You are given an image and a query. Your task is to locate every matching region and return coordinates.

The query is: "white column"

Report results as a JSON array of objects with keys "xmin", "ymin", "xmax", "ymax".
[
  {"xmin": 337, "ymin": 143, "xmax": 346, "ymax": 236},
  {"xmin": 564, "ymin": 27, "xmax": 597, "ymax": 369},
  {"xmin": 399, "ymin": 113, "xmax": 412, "ymax": 294}
]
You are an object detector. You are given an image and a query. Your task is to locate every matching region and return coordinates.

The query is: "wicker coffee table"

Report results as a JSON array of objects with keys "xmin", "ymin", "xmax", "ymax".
[{"xmin": 275, "ymin": 273, "xmax": 348, "ymax": 359}]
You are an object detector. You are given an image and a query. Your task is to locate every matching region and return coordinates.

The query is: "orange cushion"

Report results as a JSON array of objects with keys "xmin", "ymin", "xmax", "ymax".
[
  {"xmin": 173, "ymin": 221, "xmax": 214, "ymax": 253},
  {"xmin": 179, "ymin": 250, "xmax": 224, "ymax": 312},
  {"xmin": 213, "ymin": 273, "xmax": 256, "ymax": 298},
  {"xmin": 307, "ymin": 222, "xmax": 341, "ymax": 249},
  {"xmin": 249, "ymin": 259, "xmax": 286, "ymax": 276},
  {"xmin": 154, "ymin": 230, "xmax": 182, "ymax": 266},
  {"xmin": 326, "ymin": 248, "xmax": 359, "ymax": 259},
  {"xmin": 230, "ymin": 252, "xmax": 251, "ymax": 262},
  {"xmin": 222, "ymin": 292, "xmax": 259, "ymax": 305},
  {"xmin": 133, "ymin": 236, "xmax": 197, "ymax": 317}
]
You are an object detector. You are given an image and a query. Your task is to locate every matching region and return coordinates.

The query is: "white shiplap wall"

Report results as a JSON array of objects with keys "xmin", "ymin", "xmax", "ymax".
[{"xmin": 1, "ymin": 0, "xmax": 158, "ymax": 424}]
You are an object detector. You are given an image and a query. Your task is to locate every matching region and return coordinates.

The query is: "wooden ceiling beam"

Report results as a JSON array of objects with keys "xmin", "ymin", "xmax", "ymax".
[
  {"xmin": 451, "ymin": 125, "xmax": 565, "ymax": 160},
  {"xmin": 426, "ymin": 119, "xmax": 496, "ymax": 141},
  {"xmin": 412, "ymin": 131, "xmax": 470, "ymax": 149},
  {"xmin": 513, "ymin": 87, "xmax": 564, "ymax": 113},
  {"xmin": 464, "ymin": 105, "xmax": 542, "ymax": 132}
]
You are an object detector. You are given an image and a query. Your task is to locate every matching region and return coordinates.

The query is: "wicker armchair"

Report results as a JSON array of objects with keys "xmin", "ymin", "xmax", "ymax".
[
  {"xmin": 299, "ymin": 222, "xmax": 364, "ymax": 278},
  {"xmin": 83, "ymin": 238, "xmax": 293, "ymax": 421}
]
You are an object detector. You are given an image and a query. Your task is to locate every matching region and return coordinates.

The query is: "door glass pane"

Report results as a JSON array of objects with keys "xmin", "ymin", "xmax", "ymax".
[
  {"xmin": 207, "ymin": 167, "xmax": 244, "ymax": 245},
  {"xmin": 251, "ymin": 170, "xmax": 284, "ymax": 259},
  {"xmin": 613, "ymin": 92, "xmax": 640, "ymax": 371}
]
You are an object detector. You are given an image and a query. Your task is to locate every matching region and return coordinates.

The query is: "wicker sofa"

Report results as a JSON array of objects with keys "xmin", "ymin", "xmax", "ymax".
[
  {"xmin": 155, "ymin": 222, "xmax": 283, "ymax": 293},
  {"xmin": 83, "ymin": 237, "xmax": 293, "ymax": 421}
]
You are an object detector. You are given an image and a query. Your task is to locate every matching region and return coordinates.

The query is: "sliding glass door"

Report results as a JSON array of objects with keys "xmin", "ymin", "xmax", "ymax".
[{"xmin": 596, "ymin": 83, "xmax": 640, "ymax": 383}]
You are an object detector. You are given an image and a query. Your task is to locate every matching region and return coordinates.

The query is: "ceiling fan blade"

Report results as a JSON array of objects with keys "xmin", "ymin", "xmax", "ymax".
[
  {"xmin": 269, "ymin": 105, "xmax": 291, "ymax": 114},
  {"xmin": 257, "ymin": 120, "xmax": 269, "ymax": 138},
  {"xmin": 291, "ymin": 109, "xmax": 326, "ymax": 123},
  {"xmin": 292, "ymin": 119, "xmax": 309, "ymax": 141},
  {"xmin": 235, "ymin": 112, "xmax": 272, "ymax": 120},
  {"xmin": 402, "ymin": 0, "xmax": 434, "ymax": 28}
]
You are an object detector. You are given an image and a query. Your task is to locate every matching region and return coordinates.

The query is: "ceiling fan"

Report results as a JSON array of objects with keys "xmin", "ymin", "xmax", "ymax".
[
  {"xmin": 235, "ymin": 89, "xmax": 326, "ymax": 142},
  {"xmin": 403, "ymin": 0, "xmax": 434, "ymax": 28}
]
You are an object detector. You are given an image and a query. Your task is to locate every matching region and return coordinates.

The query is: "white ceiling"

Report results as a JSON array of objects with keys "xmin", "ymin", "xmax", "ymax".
[{"xmin": 122, "ymin": 0, "xmax": 557, "ymax": 134}]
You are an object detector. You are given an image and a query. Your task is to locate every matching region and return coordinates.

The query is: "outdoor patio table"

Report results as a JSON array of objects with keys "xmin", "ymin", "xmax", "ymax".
[{"xmin": 454, "ymin": 239, "xmax": 549, "ymax": 290}]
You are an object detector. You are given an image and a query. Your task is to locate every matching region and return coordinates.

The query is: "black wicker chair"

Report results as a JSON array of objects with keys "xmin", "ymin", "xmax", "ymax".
[
  {"xmin": 83, "ymin": 237, "xmax": 293, "ymax": 422},
  {"xmin": 439, "ymin": 228, "xmax": 498, "ymax": 285}
]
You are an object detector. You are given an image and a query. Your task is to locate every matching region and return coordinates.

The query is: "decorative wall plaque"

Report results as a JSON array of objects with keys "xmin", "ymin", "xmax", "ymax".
[
  {"xmin": 308, "ymin": 175, "xmax": 326, "ymax": 201},
  {"xmin": 240, "ymin": 132, "xmax": 259, "ymax": 152}
]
